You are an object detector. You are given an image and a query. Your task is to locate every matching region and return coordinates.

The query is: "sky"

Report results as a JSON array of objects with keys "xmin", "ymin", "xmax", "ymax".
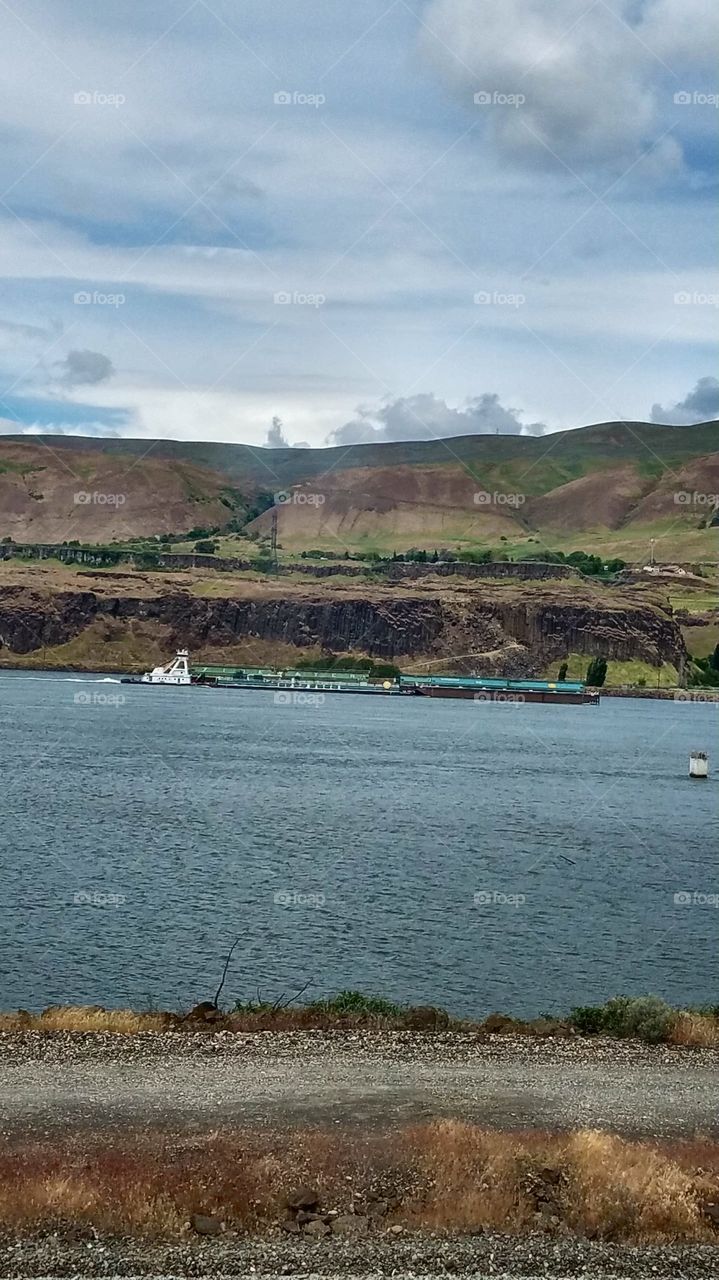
[{"xmin": 0, "ymin": 0, "xmax": 717, "ymax": 448}]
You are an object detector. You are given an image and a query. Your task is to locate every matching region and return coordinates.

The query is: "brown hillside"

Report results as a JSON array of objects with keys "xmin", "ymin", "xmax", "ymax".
[
  {"xmin": 629, "ymin": 453, "xmax": 719, "ymax": 524},
  {"xmin": 524, "ymin": 465, "xmax": 653, "ymax": 532},
  {"xmin": 251, "ymin": 464, "xmax": 525, "ymax": 547},
  {"xmin": 0, "ymin": 442, "xmax": 237, "ymax": 542}
]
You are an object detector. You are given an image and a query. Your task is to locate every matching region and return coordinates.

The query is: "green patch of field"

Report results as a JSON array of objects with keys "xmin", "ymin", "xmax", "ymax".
[
  {"xmin": 506, "ymin": 521, "xmax": 715, "ymax": 564},
  {"xmin": 545, "ymin": 654, "xmax": 679, "ymax": 688},
  {"xmin": 0, "ymin": 459, "xmax": 44, "ymax": 476},
  {"xmin": 668, "ymin": 588, "xmax": 718, "ymax": 613},
  {"xmin": 682, "ymin": 623, "xmax": 719, "ymax": 659}
]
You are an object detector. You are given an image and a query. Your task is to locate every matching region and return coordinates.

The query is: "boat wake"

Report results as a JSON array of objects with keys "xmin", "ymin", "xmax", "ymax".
[{"xmin": 63, "ymin": 677, "xmax": 123, "ymax": 684}]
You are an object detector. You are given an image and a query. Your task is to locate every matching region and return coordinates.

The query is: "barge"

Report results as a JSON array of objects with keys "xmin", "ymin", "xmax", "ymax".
[
  {"xmin": 190, "ymin": 662, "xmax": 599, "ymax": 705},
  {"xmin": 123, "ymin": 654, "xmax": 598, "ymax": 704}
]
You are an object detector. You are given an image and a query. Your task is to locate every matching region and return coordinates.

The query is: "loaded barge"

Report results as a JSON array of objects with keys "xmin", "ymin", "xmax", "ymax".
[{"xmin": 122, "ymin": 652, "xmax": 598, "ymax": 705}]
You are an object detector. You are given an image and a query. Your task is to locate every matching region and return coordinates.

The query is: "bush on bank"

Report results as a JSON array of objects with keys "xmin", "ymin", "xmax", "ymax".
[{"xmin": 1, "ymin": 991, "xmax": 717, "ymax": 1044}]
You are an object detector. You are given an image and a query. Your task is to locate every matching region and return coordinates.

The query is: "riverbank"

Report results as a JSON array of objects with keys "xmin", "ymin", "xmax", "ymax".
[
  {"xmin": 3, "ymin": 994, "xmax": 717, "ymax": 1045},
  {"xmin": 1, "ymin": 1034, "xmax": 719, "ymax": 1272},
  {"xmin": 3, "ymin": 1021, "xmax": 719, "ymax": 1272}
]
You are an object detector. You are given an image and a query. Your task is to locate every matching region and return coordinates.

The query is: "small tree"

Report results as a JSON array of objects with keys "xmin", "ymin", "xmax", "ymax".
[
  {"xmin": 194, "ymin": 540, "xmax": 218, "ymax": 555},
  {"xmin": 586, "ymin": 656, "xmax": 608, "ymax": 687},
  {"xmin": 557, "ymin": 661, "xmax": 568, "ymax": 682}
]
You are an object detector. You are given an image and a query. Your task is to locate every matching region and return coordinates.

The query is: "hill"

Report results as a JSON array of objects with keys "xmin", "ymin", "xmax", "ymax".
[{"xmin": 0, "ymin": 420, "xmax": 717, "ymax": 558}]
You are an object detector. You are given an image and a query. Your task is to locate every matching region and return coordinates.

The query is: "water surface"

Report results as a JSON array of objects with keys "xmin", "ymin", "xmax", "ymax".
[{"xmin": 1, "ymin": 672, "xmax": 716, "ymax": 1016}]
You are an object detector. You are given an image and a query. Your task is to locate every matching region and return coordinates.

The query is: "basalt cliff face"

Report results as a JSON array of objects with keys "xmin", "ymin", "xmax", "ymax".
[{"xmin": 0, "ymin": 569, "xmax": 687, "ymax": 675}]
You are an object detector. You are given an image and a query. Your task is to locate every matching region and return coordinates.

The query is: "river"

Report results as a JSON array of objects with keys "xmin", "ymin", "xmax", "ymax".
[{"xmin": 1, "ymin": 671, "xmax": 716, "ymax": 1016}]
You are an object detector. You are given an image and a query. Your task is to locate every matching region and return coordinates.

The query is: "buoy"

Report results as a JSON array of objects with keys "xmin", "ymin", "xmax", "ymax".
[{"xmin": 689, "ymin": 751, "xmax": 708, "ymax": 779}]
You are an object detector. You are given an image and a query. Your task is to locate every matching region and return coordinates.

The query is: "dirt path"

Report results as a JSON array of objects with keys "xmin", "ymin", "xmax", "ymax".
[{"xmin": 1, "ymin": 1029, "xmax": 716, "ymax": 1139}]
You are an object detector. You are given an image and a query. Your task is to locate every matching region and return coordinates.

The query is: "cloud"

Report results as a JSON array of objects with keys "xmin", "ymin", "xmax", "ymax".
[
  {"xmin": 651, "ymin": 375, "xmax": 719, "ymax": 425},
  {"xmin": 265, "ymin": 415, "xmax": 289, "ymax": 448},
  {"xmin": 0, "ymin": 317, "xmax": 60, "ymax": 346},
  {"xmin": 328, "ymin": 393, "xmax": 547, "ymax": 445},
  {"xmin": 417, "ymin": 0, "xmax": 712, "ymax": 175},
  {"xmin": 53, "ymin": 349, "xmax": 115, "ymax": 390},
  {"xmin": 0, "ymin": 420, "xmax": 120, "ymax": 437}
]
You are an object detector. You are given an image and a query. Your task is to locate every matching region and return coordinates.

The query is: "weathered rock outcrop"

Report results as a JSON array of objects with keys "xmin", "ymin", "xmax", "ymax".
[{"xmin": 0, "ymin": 577, "xmax": 688, "ymax": 674}]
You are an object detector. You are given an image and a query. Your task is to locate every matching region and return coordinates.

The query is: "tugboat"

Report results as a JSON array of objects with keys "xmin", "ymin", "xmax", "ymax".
[{"xmin": 121, "ymin": 649, "xmax": 191, "ymax": 686}]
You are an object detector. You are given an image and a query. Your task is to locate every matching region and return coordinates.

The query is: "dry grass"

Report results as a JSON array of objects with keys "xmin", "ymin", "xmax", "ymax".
[
  {"xmin": 0, "ymin": 1123, "xmax": 717, "ymax": 1244},
  {"xmin": 6, "ymin": 1001, "xmax": 719, "ymax": 1047},
  {"xmin": 669, "ymin": 1011, "xmax": 719, "ymax": 1048},
  {"xmin": 0, "ymin": 1006, "xmax": 172, "ymax": 1033},
  {"xmin": 1, "ymin": 1001, "xmax": 719, "ymax": 1044}
]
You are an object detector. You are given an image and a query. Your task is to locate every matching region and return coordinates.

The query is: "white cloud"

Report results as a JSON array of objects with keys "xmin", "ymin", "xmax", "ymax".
[
  {"xmin": 651, "ymin": 375, "xmax": 719, "ymax": 424},
  {"xmin": 329, "ymin": 392, "xmax": 547, "ymax": 444},
  {"xmin": 418, "ymin": 0, "xmax": 716, "ymax": 175}
]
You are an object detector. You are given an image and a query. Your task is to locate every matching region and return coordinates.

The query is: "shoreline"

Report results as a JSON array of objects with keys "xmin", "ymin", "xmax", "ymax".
[{"xmin": 0, "ymin": 658, "xmax": 715, "ymax": 699}]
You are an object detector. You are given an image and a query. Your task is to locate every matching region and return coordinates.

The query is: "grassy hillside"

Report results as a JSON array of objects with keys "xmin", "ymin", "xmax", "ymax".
[
  {"xmin": 3, "ymin": 419, "xmax": 717, "ymax": 489},
  {"xmin": 0, "ymin": 420, "xmax": 716, "ymax": 558}
]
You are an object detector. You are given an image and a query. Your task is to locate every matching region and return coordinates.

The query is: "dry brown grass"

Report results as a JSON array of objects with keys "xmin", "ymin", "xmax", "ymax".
[
  {"xmin": 0, "ymin": 1123, "xmax": 716, "ymax": 1244},
  {"xmin": 0, "ymin": 1002, "xmax": 717, "ymax": 1044},
  {"xmin": 0, "ymin": 1006, "xmax": 172, "ymax": 1033},
  {"xmin": 669, "ymin": 1011, "xmax": 719, "ymax": 1048}
]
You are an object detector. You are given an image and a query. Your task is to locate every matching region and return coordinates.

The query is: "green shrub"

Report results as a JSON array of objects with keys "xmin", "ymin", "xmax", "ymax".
[
  {"xmin": 569, "ymin": 1004, "xmax": 605, "ymax": 1035},
  {"xmin": 308, "ymin": 990, "xmax": 404, "ymax": 1017},
  {"xmin": 601, "ymin": 995, "xmax": 675, "ymax": 1043},
  {"xmin": 570, "ymin": 995, "xmax": 676, "ymax": 1043}
]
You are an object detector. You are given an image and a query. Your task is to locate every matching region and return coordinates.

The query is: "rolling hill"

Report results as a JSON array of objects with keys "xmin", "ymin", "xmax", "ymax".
[{"xmin": 0, "ymin": 420, "xmax": 717, "ymax": 559}]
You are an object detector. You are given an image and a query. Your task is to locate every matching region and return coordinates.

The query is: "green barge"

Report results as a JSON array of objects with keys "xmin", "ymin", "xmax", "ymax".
[{"xmin": 190, "ymin": 663, "xmax": 598, "ymax": 705}]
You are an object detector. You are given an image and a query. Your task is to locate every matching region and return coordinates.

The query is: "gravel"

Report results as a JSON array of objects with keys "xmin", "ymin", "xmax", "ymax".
[
  {"xmin": 3, "ymin": 1230, "xmax": 719, "ymax": 1279},
  {"xmin": 0, "ymin": 1029, "xmax": 716, "ymax": 1139}
]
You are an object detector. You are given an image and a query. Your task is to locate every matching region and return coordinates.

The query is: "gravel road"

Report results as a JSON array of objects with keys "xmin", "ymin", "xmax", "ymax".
[{"xmin": 1, "ymin": 1028, "xmax": 717, "ymax": 1139}]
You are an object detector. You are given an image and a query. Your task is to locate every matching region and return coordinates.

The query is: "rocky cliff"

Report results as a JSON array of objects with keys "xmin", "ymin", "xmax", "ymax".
[{"xmin": 0, "ymin": 567, "xmax": 687, "ymax": 676}]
